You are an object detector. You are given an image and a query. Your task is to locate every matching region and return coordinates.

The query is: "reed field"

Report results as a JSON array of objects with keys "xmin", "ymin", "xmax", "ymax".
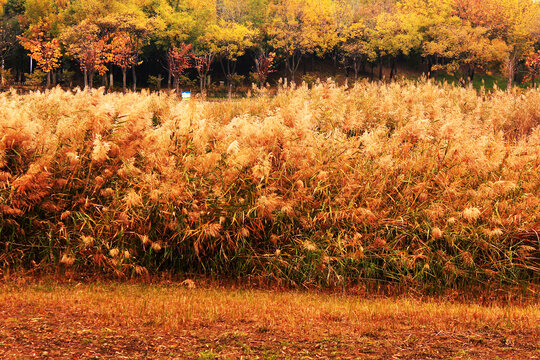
[{"xmin": 0, "ymin": 80, "xmax": 539, "ymax": 291}]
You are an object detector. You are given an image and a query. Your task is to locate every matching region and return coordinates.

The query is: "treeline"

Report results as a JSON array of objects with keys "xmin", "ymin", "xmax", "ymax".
[{"xmin": 0, "ymin": 0, "xmax": 539, "ymax": 94}]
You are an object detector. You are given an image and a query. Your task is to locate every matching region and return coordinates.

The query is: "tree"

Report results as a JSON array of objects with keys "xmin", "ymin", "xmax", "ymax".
[
  {"xmin": 494, "ymin": 0, "xmax": 539, "ymax": 88},
  {"xmin": 0, "ymin": 17, "xmax": 19, "ymax": 88},
  {"xmin": 110, "ymin": 32, "xmax": 140, "ymax": 93},
  {"xmin": 18, "ymin": 18, "xmax": 61, "ymax": 88},
  {"xmin": 398, "ymin": 0, "xmax": 509, "ymax": 82},
  {"xmin": 266, "ymin": 0, "xmax": 337, "ymax": 84},
  {"xmin": 398, "ymin": 0, "xmax": 456, "ymax": 76},
  {"xmin": 451, "ymin": 0, "xmax": 540, "ymax": 87},
  {"xmin": 340, "ymin": 1, "xmax": 392, "ymax": 81},
  {"xmin": 193, "ymin": 50, "xmax": 214, "ymax": 97},
  {"xmin": 525, "ymin": 50, "xmax": 540, "ymax": 88},
  {"xmin": 202, "ymin": 19, "xmax": 256, "ymax": 98},
  {"xmin": 369, "ymin": 8, "xmax": 422, "ymax": 80},
  {"xmin": 167, "ymin": 43, "xmax": 192, "ymax": 93},
  {"xmin": 61, "ymin": 20, "xmax": 111, "ymax": 89},
  {"xmin": 101, "ymin": 13, "xmax": 153, "ymax": 93},
  {"xmin": 218, "ymin": 0, "xmax": 270, "ymax": 28},
  {"xmin": 341, "ymin": 21, "xmax": 376, "ymax": 81},
  {"xmin": 150, "ymin": 0, "xmax": 196, "ymax": 90},
  {"xmin": 422, "ymin": 20, "xmax": 507, "ymax": 82},
  {"xmin": 332, "ymin": 0, "xmax": 365, "ymax": 77},
  {"xmin": 62, "ymin": 0, "xmax": 114, "ymax": 25},
  {"xmin": 22, "ymin": 0, "xmax": 69, "ymax": 25},
  {"xmin": 253, "ymin": 50, "xmax": 274, "ymax": 87}
]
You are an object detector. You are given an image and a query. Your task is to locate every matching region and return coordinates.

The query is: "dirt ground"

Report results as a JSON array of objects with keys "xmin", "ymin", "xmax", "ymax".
[{"xmin": 0, "ymin": 283, "xmax": 538, "ymax": 359}]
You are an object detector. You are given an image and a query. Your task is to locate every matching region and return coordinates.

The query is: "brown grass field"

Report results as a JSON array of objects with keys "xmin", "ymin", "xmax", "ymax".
[{"xmin": 0, "ymin": 280, "xmax": 539, "ymax": 359}]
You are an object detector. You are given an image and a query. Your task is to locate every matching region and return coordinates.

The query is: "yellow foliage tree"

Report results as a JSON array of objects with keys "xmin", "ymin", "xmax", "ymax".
[
  {"xmin": 399, "ymin": 0, "xmax": 511, "ymax": 82},
  {"xmin": 201, "ymin": 19, "xmax": 256, "ymax": 98},
  {"xmin": 266, "ymin": 0, "xmax": 338, "ymax": 83}
]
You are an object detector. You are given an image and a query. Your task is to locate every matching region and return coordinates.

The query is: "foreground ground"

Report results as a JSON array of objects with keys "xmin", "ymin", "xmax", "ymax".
[{"xmin": 0, "ymin": 281, "xmax": 538, "ymax": 359}]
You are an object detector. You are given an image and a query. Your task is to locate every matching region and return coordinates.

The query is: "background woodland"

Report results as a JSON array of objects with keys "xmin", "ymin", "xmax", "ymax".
[{"xmin": 0, "ymin": 0, "xmax": 539, "ymax": 95}]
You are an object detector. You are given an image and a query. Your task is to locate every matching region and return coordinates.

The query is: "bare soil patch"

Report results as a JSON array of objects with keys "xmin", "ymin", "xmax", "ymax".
[{"xmin": 0, "ymin": 282, "xmax": 538, "ymax": 359}]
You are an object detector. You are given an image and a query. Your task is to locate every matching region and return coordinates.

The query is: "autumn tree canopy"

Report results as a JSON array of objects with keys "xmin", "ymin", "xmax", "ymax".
[{"xmin": 18, "ymin": 18, "xmax": 61, "ymax": 87}]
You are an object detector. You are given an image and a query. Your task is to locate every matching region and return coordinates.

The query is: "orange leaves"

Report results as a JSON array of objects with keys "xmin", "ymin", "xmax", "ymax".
[
  {"xmin": 109, "ymin": 33, "xmax": 139, "ymax": 71},
  {"xmin": 76, "ymin": 35, "xmax": 112, "ymax": 76},
  {"xmin": 525, "ymin": 51, "xmax": 540, "ymax": 84},
  {"xmin": 18, "ymin": 19, "xmax": 61, "ymax": 73},
  {"xmin": 526, "ymin": 51, "xmax": 540, "ymax": 70}
]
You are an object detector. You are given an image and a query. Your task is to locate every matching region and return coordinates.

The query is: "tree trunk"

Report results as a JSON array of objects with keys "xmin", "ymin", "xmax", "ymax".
[
  {"xmin": 220, "ymin": 59, "xmax": 236, "ymax": 100},
  {"xmin": 506, "ymin": 48, "xmax": 517, "ymax": 89},
  {"xmin": 109, "ymin": 72, "xmax": 113, "ymax": 91},
  {"xmin": 174, "ymin": 76, "xmax": 179, "ymax": 94},
  {"xmin": 199, "ymin": 75, "xmax": 204, "ymax": 97},
  {"xmin": 168, "ymin": 71, "xmax": 172, "ymax": 91},
  {"xmin": 1, "ymin": 57, "xmax": 4, "ymax": 88},
  {"xmin": 507, "ymin": 65, "xmax": 514, "ymax": 89},
  {"xmin": 89, "ymin": 71, "xmax": 94, "ymax": 89},
  {"xmin": 132, "ymin": 67, "xmax": 136, "ymax": 92},
  {"xmin": 46, "ymin": 71, "xmax": 51, "ymax": 89},
  {"xmin": 52, "ymin": 71, "xmax": 57, "ymax": 86},
  {"xmin": 84, "ymin": 69, "xmax": 88, "ymax": 90},
  {"xmin": 379, "ymin": 57, "xmax": 383, "ymax": 80},
  {"xmin": 332, "ymin": 52, "xmax": 337, "ymax": 77},
  {"xmin": 122, "ymin": 68, "xmax": 127, "ymax": 94},
  {"xmin": 287, "ymin": 52, "xmax": 301, "ymax": 85}
]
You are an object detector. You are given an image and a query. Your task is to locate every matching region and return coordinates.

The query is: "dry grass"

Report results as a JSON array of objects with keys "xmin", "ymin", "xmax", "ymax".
[
  {"xmin": 0, "ymin": 80, "xmax": 539, "ymax": 289},
  {"xmin": 0, "ymin": 281, "xmax": 538, "ymax": 359}
]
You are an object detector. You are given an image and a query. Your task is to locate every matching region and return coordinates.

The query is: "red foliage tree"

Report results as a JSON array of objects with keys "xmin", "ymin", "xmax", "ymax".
[
  {"xmin": 167, "ymin": 43, "xmax": 193, "ymax": 93},
  {"xmin": 253, "ymin": 51, "xmax": 275, "ymax": 88},
  {"xmin": 525, "ymin": 51, "xmax": 540, "ymax": 88}
]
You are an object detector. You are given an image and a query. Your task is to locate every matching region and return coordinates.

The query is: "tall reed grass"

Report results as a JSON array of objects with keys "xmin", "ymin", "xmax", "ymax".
[{"xmin": 1, "ymin": 80, "xmax": 538, "ymax": 289}]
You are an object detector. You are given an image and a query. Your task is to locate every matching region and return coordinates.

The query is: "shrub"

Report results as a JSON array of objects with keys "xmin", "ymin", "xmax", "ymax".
[
  {"xmin": 24, "ymin": 69, "xmax": 46, "ymax": 88},
  {"xmin": 148, "ymin": 75, "xmax": 163, "ymax": 91}
]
